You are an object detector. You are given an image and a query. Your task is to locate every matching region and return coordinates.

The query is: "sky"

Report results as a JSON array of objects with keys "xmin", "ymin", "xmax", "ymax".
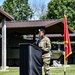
[
  {"xmin": 0, "ymin": 0, "xmax": 51, "ymax": 20},
  {"xmin": 0, "ymin": 0, "xmax": 5, "ymax": 5},
  {"xmin": 29, "ymin": 0, "xmax": 50, "ymax": 20},
  {"xmin": 29, "ymin": 0, "xmax": 50, "ymax": 5}
]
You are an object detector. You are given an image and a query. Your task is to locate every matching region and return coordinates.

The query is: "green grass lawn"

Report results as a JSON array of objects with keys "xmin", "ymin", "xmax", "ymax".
[
  {"xmin": 0, "ymin": 65, "xmax": 75, "ymax": 75},
  {"xmin": 0, "ymin": 67, "xmax": 19, "ymax": 75}
]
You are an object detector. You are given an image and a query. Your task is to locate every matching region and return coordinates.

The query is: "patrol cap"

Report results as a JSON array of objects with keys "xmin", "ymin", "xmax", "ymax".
[{"xmin": 38, "ymin": 29, "xmax": 45, "ymax": 34}]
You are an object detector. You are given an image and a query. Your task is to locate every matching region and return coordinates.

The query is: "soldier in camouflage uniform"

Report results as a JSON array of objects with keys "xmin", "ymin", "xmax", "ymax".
[{"xmin": 38, "ymin": 29, "xmax": 51, "ymax": 75}]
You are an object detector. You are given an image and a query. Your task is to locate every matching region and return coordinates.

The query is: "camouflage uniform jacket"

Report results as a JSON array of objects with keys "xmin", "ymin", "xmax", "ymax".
[{"xmin": 38, "ymin": 36, "xmax": 51, "ymax": 58}]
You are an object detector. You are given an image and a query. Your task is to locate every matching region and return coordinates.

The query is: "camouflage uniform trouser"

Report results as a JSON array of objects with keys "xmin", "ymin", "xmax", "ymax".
[{"xmin": 43, "ymin": 57, "xmax": 50, "ymax": 75}]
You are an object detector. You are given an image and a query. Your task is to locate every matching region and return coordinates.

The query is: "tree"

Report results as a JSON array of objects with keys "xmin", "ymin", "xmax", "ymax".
[
  {"xmin": 40, "ymin": 14, "xmax": 47, "ymax": 20},
  {"xmin": 47, "ymin": 0, "xmax": 75, "ymax": 29},
  {"xmin": 1, "ymin": 0, "xmax": 33, "ymax": 20},
  {"xmin": 29, "ymin": 0, "xmax": 47, "ymax": 20}
]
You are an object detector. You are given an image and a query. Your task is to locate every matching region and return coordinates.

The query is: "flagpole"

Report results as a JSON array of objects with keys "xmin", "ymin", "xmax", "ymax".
[
  {"xmin": 64, "ymin": 51, "xmax": 66, "ymax": 75},
  {"xmin": 64, "ymin": 10, "xmax": 66, "ymax": 75},
  {"xmin": 63, "ymin": 10, "xmax": 72, "ymax": 75}
]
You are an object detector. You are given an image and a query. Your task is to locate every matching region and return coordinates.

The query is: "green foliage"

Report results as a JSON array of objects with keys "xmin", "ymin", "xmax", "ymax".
[
  {"xmin": 1, "ymin": 0, "xmax": 33, "ymax": 20},
  {"xmin": 40, "ymin": 15, "xmax": 47, "ymax": 20},
  {"xmin": 46, "ymin": 0, "xmax": 75, "ymax": 29}
]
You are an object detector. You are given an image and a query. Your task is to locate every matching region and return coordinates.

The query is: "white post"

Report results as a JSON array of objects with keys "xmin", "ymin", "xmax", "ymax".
[{"xmin": 2, "ymin": 18, "xmax": 7, "ymax": 71}]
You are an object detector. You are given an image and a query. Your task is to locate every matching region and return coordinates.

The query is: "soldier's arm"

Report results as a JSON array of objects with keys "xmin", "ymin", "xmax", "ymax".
[{"xmin": 42, "ymin": 38, "xmax": 51, "ymax": 52}]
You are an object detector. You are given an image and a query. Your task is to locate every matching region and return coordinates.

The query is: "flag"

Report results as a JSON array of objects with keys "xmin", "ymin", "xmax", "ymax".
[{"xmin": 64, "ymin": 15, "xmax": 72, "ymax": 61}]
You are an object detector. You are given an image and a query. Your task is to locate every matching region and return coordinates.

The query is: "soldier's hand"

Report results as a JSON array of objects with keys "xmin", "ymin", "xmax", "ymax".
[{"xmin": 42, "ymin": 55, "xmax": 45, "ymax": 58}]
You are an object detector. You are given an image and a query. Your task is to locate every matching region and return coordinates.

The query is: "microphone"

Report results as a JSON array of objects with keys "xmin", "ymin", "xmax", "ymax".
[{"xmin": 32, "ymin": 37, "xmax": 40, "ymax": 45}]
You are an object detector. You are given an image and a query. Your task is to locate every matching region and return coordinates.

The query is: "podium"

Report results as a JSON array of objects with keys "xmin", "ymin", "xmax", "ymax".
[{"xmin": 20, "ymin": 43, "xmax": 42, "ymax": 75}]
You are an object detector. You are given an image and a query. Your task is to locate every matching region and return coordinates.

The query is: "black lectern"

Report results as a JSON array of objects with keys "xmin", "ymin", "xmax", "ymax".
[{"xmin": 20, "ymin": 43, "xmax": 42, "ymax": 75}]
